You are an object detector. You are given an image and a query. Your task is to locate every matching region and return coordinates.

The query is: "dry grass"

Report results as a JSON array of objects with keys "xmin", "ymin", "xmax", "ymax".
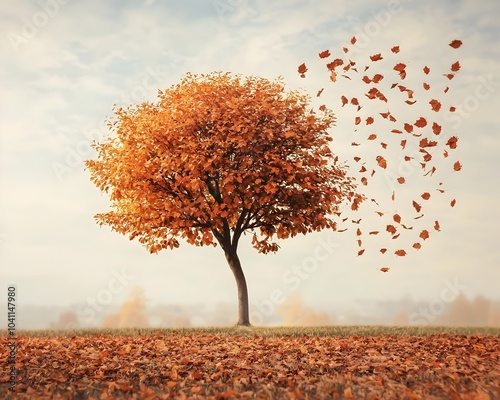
[{"xmin": 1, "ymin": 325, "xmax": 499, "ymax": 338}]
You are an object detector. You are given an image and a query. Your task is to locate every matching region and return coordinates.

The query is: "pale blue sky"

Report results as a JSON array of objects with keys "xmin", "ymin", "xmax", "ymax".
[{"xmin": 0, "ymin": 0, "xmax": 499, "ymax": 327}]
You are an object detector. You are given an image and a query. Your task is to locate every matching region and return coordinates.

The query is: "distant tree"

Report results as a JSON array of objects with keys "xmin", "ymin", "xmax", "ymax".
[{"xmin": 85, "ymin": 72, "xmax": 359, "ymax": 326}]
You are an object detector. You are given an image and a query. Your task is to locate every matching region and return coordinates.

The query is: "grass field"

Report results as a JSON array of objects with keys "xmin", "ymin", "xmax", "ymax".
[
  {"xmin": 3, "ymin": 324, "xmax": 499, "ymax": 338},
  {"xmin": 1, "ymin": 326, "xmax": 499, "ymax": 399}
]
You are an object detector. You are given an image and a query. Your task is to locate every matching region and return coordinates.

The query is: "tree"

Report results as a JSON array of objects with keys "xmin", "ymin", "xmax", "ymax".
[{"xmin": 85, "ymin": 72, "xmax": 360, "ymax": 326}]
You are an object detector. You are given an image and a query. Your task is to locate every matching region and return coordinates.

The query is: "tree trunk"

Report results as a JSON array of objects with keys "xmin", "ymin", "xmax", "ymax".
[{"xmin": 224, "ymin": 249, "xmax": 251, "ymax": 326}]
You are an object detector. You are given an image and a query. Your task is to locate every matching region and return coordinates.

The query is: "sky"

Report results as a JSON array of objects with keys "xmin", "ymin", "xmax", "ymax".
[{"xmin": 1, "ymin": 0, "xmax": 499, "ymax": 329}]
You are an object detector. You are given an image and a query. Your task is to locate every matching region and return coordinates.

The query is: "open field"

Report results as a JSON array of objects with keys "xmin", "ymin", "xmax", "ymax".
[{"xmin": 1, "ymin": 326, "xmax": 499, "ymax": 399}]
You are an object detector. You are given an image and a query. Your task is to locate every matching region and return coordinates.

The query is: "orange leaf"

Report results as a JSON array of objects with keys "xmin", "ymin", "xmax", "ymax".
[
  {"xmin": 421, "ymin": 192, "xmax": 431, "ymax": 200},
  {"xmin": 354, "ymin": 116, "xmax": 361, "ymax": 125},
  {"xmin": 395, "ymin": 249, "xmax": 407, "ymax": 256},
  {"xmin": 434, "ymin": 220, "xmax": 441, "ymax": 231},
  {"xmin": 450, "ymin": 199, "xmax": 456, "ymax": 207},
  {"xmin": 451, "ymin": 61, "xmax": 461, "ymax": 72},
  {"xmin": 429, "ymin": 99, "xmax": 442, "ymax": 112},
  {"xmin": 319, "ymin": 49, "xmax": 331, "ymax": 59},
  {"xmin": 412, "ymin": 200, "xmax": 421, "ymax": 213},
  {"xmin": 358, "ymin": 249, "xmax": 365, "ymax": 256},
  {"xmin": 423, "ymin": 66, "xmax": 430, "ymax": 75},
  {"xmin": 351, "ymin": 36, "xmax": 357, "ymax": 45},
  {"xmin": 423, "ymin": 82, "xmax": 430, "ymax": 90},
  {"xmin": 367, "ymin": 133, "xmax": 377, "ymax": 140},
  {"xmin": 432, "ymin": 122, "xmax": 442, "ymax": 135},
  {"xmin": 341, "ymin": 95, "xmax": 348, "ymax": 106},
  {"xmin": 380, "ymin": 248, "xmax": 387, "ymax": 254},
  {"xmin": 449, "ymin": 39, "xmax": 463, "ymax": 49},
  {"xmin": 397, "ymin": 177, "xmax": 405, "ymax": 184},
  {"xmin": 453, "ymin": 161, "xmax": 462, "ymax": 171},
  {"xmin": 386, "ymin": 225, "xmax": 397, "ymax": 234},
  {"xmin": 414, "ymin": 117, "xmax": 427, "ymax": 128},
  {"xmin": 366, "ymin": 117, "xmax": 374, "ymax": 125},
  {"xmin": 413, "ymin": 242, "xmax": 421, "ymax": 250},
  {"xmin": 376, "ymin": 156, "xmax": 387, "ymax": 169},
  {"xmin": 400, "ymin": 139, "xmax": 407, "ymax": 149},
  {"xmin": 316, "ymin": 88, "xmax": 324, "ymax": 97},
  {"xmin": 393, "ymin": 214, "xmax": 401, "ymax": 223},
  {"xmin": 419, "ymin": 230, "xmax": 430, "ymax": 240},
  {"xmin": 391, "ymin": 45, "xmax": 400, "ymax": 53},
  {"xmin": 298, "ymin": 63, "xmax": 307, "ymax": 77},
  {"xmin": 446, "ymin": 136, "xmax": 458, "ymax": 149},
  {"xmin": 380, "ymin": 267, "xmax": 390, "ymax": 272},
  {"xmin": 370, "ymin": 53, "xmax": 383, "ymax": 61},
  {"xmin": 404, "ymin": 123, "xmax": 413, "ymax": 134}
]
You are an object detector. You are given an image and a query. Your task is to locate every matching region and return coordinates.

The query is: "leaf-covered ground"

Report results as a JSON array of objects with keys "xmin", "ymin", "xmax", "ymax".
[{"xmin": 1, "ymin": 330, "xmax": 499, "ymax": 399}]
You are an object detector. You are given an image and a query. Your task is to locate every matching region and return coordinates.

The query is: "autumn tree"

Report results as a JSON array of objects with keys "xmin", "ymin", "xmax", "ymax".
[{"xmin": 85, "ymin": 72, "xmax": 360, "ymax": 326}]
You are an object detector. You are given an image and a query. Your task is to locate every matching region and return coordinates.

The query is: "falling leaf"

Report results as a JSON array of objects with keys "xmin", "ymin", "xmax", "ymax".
[
  {"xmin": 446, "ymin": 136, "xmax": 458, "ymax": 149},
  {"xmin": 380, "ymin": 267, "xmax": 390, "ymax": 272},
  {"xmin": 449, "ymin": 39, "xmax": 463, "ymax": 49},
  {"xmin": 434, "ymin": 220, "xmax": 441, "ymax": 231},
  {"xmin": 351, "ymin": 36, "xmax": 357, "ymax": 44},
  {"xmin": 380, "ymin": 248, "xmax": 387, "ymax": 254},
  {"xmin": 370, "ymin": 53, "xmax": 383, "ymax": 62},
  {"xmin": 412, "ymin": 243, "xmax": 421, "ymax": 250},
  {"xmin": 358, "ymin": 249, "xmax": 365, "ymax": 256},
  {"xmin": 316, "ymin": 88, "xmax": 324, "ymax": 97},
  {"xmin": 319, "ymin": 49, "xmax": 331, "ymax": 59},
  {"xmin": 395, "ymin": 249, "xmax": 407, "ymax": 256},
  {"xmin": 412, "ymin": 200, "xmax": 422, "ymax": 213},
  {"xmin": 393, "ymin": 214, "xmax": 401, "ymax": 224},
  {"xmin": 391, "ymin": 46, "xmax": 400, "ymax": 53},
  {"xmin": 397, "ymin": 177, "xmax": 406, "ymax": 184},
  {"xmin": 414, "ymin": 117, "xmax": 427, "ymax": 128},
  {"xmin": 421, "ymin": 192, "xmax": 431, "ymax": 200},
  {"xmin": 330, "ymin": 71, "xmax": 337, "ymax": 82},
  {"xmin": 341, "ymin": 95, "xmax": 348, "ymax": 106},
  {"xmin": 453, "ymin": 161, "xmax": 462, "ymax": 171},
  {"xmin": 423, "ymin": 82, "xmax": 430, "ymax": 90},
  {"xmin": 376, "ymin": 156, "xmax": 387, "ymax": 169},
  {"xmin": 432, "ymin": 122, "xmax": 442, "ymax": 135},
  {"xmin": 423, "ymin": 66, "xmax": 430, "ymax": 75},
  {"xmin": 298, "ymin": 63, "xmax": 308, "ymax": 77},
  {"xmin": 367, "ymin": 133, "xmax": 377, "ymax": 140},
  {"xmin": 404, "ymin": 123, "xmax": 413, "ymax": 134},
  {"xmin": 451, "ymin": 61, "xmax": 461, "ymax": 72},
  {"xmin": 419, "ymin": 230, "xmax": 430, "ymax": 240},
  {"xmin": 366, "ymin": 117, "xmax": 375, "ymax": 125},
  {"xmin": 429, "ymin": 99, "xmax": 442, "ymax": 112}
]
